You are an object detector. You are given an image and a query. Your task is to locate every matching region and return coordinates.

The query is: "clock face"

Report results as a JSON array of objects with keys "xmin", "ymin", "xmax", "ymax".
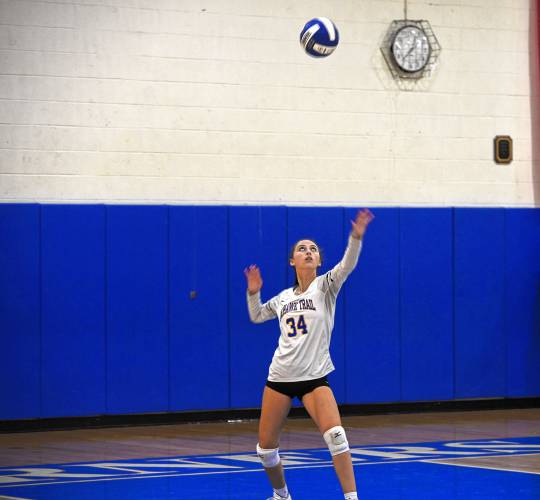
[{"xmin": 391, "ymin": 25, "xmax": 431, "ymax": 73}]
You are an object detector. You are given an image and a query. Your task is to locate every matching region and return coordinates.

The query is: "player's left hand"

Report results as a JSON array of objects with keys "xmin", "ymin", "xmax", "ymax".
[{"xmin": 351, "ymin": 208, "xmax": 375, "ymax": 240}]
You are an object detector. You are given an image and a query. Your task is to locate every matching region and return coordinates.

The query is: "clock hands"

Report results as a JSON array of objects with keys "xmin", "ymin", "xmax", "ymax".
[{"xmin": 404, "ymin": 37, "xmax": 418, "ymax": 60}]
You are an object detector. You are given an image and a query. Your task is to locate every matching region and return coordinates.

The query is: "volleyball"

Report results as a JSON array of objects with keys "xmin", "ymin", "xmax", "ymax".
[{"xmin": 300, "ymin": 17, "xmax": 339, "ymax": 58}]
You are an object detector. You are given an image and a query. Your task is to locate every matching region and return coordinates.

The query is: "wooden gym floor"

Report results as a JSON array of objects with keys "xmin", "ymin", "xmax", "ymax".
[
  {"xmin": 1, "ymin": 409, "xmax": 540, "ymax": 467},
  {"xmin": 1, "ymin": 408, "xmax": 539, "ymax": 499}
]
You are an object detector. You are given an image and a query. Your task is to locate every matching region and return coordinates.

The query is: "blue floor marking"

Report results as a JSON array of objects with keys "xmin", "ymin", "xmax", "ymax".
[{"xmin": 1, "ymin": 436, "xmax": 539, "ymax": 499}]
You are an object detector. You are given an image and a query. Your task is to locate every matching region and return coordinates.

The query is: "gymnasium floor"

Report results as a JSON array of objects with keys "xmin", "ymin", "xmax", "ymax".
[{"xmin": 1, "ymin": 409, "xmax": 539, "ymax": 499}]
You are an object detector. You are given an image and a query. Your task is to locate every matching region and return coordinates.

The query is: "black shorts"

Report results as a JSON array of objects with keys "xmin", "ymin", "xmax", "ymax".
[{"xmin": 265, "ymin": 376, "xmax": 330, "ymax": 401}]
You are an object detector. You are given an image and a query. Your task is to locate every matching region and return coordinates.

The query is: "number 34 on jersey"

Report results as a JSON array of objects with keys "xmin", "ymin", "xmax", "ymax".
[{"xmin": 285, "ymin": 314, "xmax": 309, "ymax": 337}]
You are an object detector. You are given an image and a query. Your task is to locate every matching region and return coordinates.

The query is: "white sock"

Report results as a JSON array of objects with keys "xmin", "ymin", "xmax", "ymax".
[
  {"xmin": 274, "ymin": 485, "xmax": 289, "ymax": 498},
  {"xmin": 344, "ymin": 493, "xmax": 358, "ymax": 500}
]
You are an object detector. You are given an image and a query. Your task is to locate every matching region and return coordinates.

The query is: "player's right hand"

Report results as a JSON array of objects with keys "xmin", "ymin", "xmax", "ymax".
[{"xmin": 244, "ymin": 265, "xmax": 263, "ymax": 295}]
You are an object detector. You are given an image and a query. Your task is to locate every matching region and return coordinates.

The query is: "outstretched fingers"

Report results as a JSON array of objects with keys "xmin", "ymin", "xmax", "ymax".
[
  {"xmin": 351, "ymin": 208, "xmax": 375, "ymax": 238},
  {"xmin": 244, "ymin": 264, "xmax": 260, "ymax": 277},
  {"xmin": 244, "ymin": 264, "xmax": 263, "ymax": 294},
  {"xmin": 356, "ymin": 208, "xmax": 375, "ymax": 225}
]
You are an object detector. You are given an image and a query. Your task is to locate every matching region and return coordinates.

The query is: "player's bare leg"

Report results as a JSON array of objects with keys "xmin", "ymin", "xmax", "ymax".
[
  {"xmin": 258, "ymin": 386, "xmax": 292, "ymax": 498},
  {"xmin": 302, "ymin": 386, "xmax": 357, "ymax": 497}
]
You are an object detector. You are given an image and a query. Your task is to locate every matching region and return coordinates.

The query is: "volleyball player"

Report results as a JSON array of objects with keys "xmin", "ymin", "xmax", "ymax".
[{"xmin": 244, "ymin": 208, "xmax": 374, "ymax": 500}]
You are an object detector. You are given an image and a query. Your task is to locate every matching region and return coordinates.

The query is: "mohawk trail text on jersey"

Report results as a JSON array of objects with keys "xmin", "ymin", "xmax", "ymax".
[{"xmin": 279, "ymin": 298, "xmax": 317, "ymax": 320}]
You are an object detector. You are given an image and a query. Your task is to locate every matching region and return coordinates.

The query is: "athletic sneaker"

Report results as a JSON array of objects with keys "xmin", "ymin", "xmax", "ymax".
[{"xmin": 266, "ymin": 495, "xmax": 292, "ymax": 500}]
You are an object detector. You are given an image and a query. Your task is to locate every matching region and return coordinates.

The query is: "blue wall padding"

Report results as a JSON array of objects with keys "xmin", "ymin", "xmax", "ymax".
[
  {"xmin": 454, "ymin": 208, "xmax": 506, "ymax": 398},
  {"xmin": 229, "ymin": 206, "xmax": 288, "ymax": 408},
  {"xmin": 169, "ymin": 206, "xmax": 229, "ymax": 411},
  {"xmin": 106, "ymin": 206, "xmax": 169, "ymax": 414},
  {"xmin": 41, "ymin": 205, "xmax": 107, "ymax": 417},
  {"xmin": 287, "ymin": 207, "xmax": 346, "ymax": 403},
  {"xmin": 344, "ymin": 208, "xmax": 401, "ymax": 404},
  {"xmin": 400, "ymin": 208, "xmax": 454, "ymax": 401},
  {"xmin": 0, "ymin": 204, "xmax": 40, "ymax": 419},
  {"xmin": 505, "ymin": 209, "xmax": 540, "ymax": 397},
  {"xmin": 1, "ymin": 204, "xmax": 539, "ymax": 420}
]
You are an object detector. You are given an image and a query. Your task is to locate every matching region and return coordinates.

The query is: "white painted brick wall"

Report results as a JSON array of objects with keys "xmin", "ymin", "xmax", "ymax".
[{"xmin": 0, "ymin": 0, "xmax": 536, "ymax": 206}]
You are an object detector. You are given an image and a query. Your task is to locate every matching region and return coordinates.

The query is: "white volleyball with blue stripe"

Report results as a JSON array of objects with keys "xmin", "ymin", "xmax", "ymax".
[{"xmin": 300, "ymin": 17, "xmax": 339, "ymax": 58}]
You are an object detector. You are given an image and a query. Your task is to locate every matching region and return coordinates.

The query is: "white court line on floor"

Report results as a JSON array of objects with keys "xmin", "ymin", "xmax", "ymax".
[
  {"xmin": 0, "ymin": 458, "xmax": 417, "ymax": 489},
  {"xmin": 423, "ymin": 453, "xmax": 540, "ymax": 476},
  {"xmin": 2, "ymin": 452, "xmax": 540, "ymax": 490}
]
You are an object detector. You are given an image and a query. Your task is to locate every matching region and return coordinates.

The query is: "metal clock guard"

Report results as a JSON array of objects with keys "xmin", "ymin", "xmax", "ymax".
[{"xmin": 381, "ymin": 19, "xmax": 441, "ymax": 80}]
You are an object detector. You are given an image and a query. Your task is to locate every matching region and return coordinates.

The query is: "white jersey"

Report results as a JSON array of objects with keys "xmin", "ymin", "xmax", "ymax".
[{"xmin": 247, "ymin": 235, "xmax": 362, "ymax": 382}]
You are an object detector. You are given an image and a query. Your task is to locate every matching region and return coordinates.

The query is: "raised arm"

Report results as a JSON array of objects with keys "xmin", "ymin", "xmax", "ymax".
[
  {"xmin": 244, "ymin": 264, "xmax": 278, "ymax": 323},
  {"xmin": 320, "ymin": 208, "xmax": 375, "ymax": 294}
]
